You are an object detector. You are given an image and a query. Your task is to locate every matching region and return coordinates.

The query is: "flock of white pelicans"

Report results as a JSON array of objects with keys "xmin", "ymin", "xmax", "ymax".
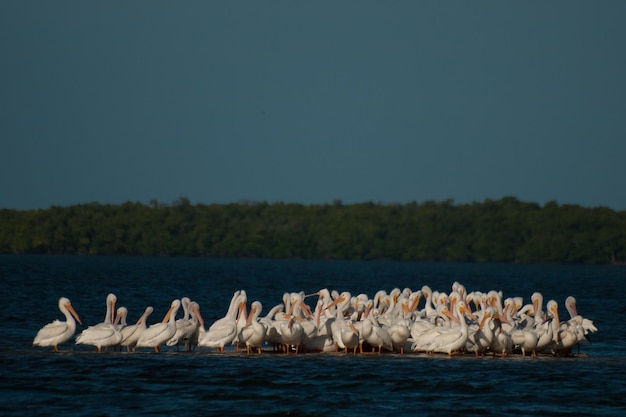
[{"xmin": 33, "ymin": 282, "xmax": 598, "ymax": 357}]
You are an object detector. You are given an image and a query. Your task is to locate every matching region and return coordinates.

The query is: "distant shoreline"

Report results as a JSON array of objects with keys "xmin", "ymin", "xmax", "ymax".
[{"xmin": 2, "ymin": 197, "xmax": 624, "ymax": 265}]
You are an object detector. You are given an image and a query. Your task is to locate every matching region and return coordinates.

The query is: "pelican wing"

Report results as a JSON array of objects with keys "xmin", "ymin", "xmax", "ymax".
[
  {"xmin": 198, "ymin": 321, "xmax": 237, "ymax": 348},
  {"xmin": 34, "ymin": 320, "xmax": 71, "ymax": 345}
]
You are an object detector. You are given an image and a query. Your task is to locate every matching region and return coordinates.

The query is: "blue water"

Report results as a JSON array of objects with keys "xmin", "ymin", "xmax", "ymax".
[{"xmin": 1, "ymin": 256, "xmax": 625, "ymax": 416}]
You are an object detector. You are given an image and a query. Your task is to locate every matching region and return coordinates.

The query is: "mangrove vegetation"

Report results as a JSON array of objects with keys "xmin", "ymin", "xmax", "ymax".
[{"xmin": 1, "ymin": 197, "xmax": 625, "ymax": 264}]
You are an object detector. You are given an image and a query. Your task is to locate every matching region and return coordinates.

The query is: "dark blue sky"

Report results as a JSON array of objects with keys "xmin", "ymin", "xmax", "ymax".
[{"xmin": 2, "ymin": 1, "xmax": 625, "ymax": 210}]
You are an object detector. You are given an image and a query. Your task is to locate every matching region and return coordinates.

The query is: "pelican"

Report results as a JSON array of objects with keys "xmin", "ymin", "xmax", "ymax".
[
  {"xmin": 33, "ymin": 297, "xmax": 82, "ymax": 352},
  {"xmin": 166, "ymin": 297, "xmax": 191, "ymax": 350},
  {"xmin": 136, "ymin": 299, "xmax": 181, "ymax": 353},
  {"xmin": 327, "ymin": 291, "xmax": 360, "ymax": 354},
  {"xmin": 360, "ymin": 315, "xmax": 393, "ymax": 354},
  {"xmin": 75, "ymin": 293, "xmax": 119, "ymax": 352},
  {"xmin": 564, "ymin": 295, "xmax": 598, "ymax": 345},
  {"xmin": 95, "ymin": 293, "xmax": 118, "ymax": 326},
  {"xmin": 198, "ymin": 291, "xmax": 247, "ymax": 352},
  {"xmin": 167, "ymin": 300, "xmax": 203, "ymax": 351},
  {"xmin": 279, "ymin": 315, "xmax": 304, "ymax": 354},
  {"xmin": 238, "ymin": 300, "xmax": 266, "ymax": 354},
  {"xmin": 386, "ymin": 296, "xmax": 412, "ymax": 353},
  {"xmin": 120, "ymin": 306, "xmax": 154, "ymax": 352},
  {"xmin": 547, "ymin": 300, "xmax": 579, "ymax": 356},
  {"xmin": 260, "ymin": 303, "xmax": 286, "ymax": 351},
  {"xmin": 466, "ymin": 306, "xmax": 496, "ymax": 357},
  {"xmin": 490, "ymin": 316, "xmax": 513, "ymax": 356},
  {"xmin": 75, "ymin": 317, "xmax": 123, "ymax": 353},
  {"xmin": 418, "ymin": 301, "xmax": 471, "ymax": 356},
  {"xmin": 411, "ymin": 305, "xmax": 456, "ymax": 352},
  {"xmin": 301, "ymin": 299, "xmax": 335, "ymax": 353},
  {"xmin": 510, "ymin": 327, "xmax": 539, "ymax": 357}
]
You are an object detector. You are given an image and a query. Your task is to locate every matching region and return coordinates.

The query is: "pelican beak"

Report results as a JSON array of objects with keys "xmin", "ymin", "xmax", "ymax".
[
  {"xmin": 109, "ymin": 299, "xmax": 116, "ymax": 324},
  {"xmin": 246, "ymin": 307, "xmax": 257, "ymax": 327},
  {"xmin": 443, "ymin": 308, "xmax": 460, "ymax": 325},
  {"xmin": 162, "ymin": 305, "xmax": 175, "ymax": 323},
  {"xmin": 409, "ymin": 295, "xmax": 421, "ymax": 312},
  {"xmin": 66, "ymin": 302, "xmax": 82, "ymax": 325},
  {"xmin": 463, "ymin": 305, "xmax": 478, "ymax": 322},
  {"xmin": 325, "ymin": 294, "xmax": 345, "ymax": 310},
  {"xmin": 300, "ymin": 302, "xmax": 313, "ymax": 318},
  {"xmin": 192, "ymin": 305, "xmax": 204, "ymax": 328},
  {"xmin": 479, "ymin": 312, "xmax": 489, "ymax": 330},
  {"xmin": 348, "ymin": 321, "xmax": 359, "ymax": 336},
  {"xmin": 551, "ymin": 307, "xmax": 560, "ymax": 328},
  {"xmin": 363, "ymin": 304, "xmax": 372, "ymax": 319}
]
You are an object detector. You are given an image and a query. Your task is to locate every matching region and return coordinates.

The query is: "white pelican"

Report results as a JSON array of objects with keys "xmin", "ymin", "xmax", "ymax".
[
  {"xmin": 33, "ymin": 297, "xmax": 82, "ymax": 352},
  {"xmin": 547, "ymin": 300, "xmax": 579, "ymax": 356},
  {"xmin": 136, "ymin": 299, "xmax": 181, "ymax": 353},
  {"xmin": 428, "ymin": 301, "xmax": 472, "ymax": 356},
  {"xmin": 564, "ymin": 295, "xmax": 598, "ymax": 346},
  {"xmin": 167, "ymin": 297, "xmax": 191, "ymax": 349},
  {"xmin": 411, "ymin": 304, "xmax": 456, "ymax": 352},
  {"xmin": 386, "ymin": 296, "xmax": 412, "ymax": 353},
  {"xmin": 75, "ymin": 314, "xmax": 123, "ymax": 353},
  {"xmin": 233, "ymin": 294, "xmax": 249, "ymax": 351},
  {"xmin": 120, "ymin": 306, "xmax": 154, "ymax": 352},
  {"xmin": 260, "ymin": 303, "xmax": 285, "ymax": 351},
  {"xmin": 490, "ymin": 315, "xmax": 513, "ymax": 356},
  {"xmin": 115, "ymin": 307, "xmax": 128, "ymax": 328},
  {"xmin": 301, "ymin": 299, "xmax": 335, "ymax": 353},
  {"xmin": 167, "ymin": 299, "xmax": 203, "ymax": 351},
  {"xmin": 510, "ymin": 327, "xmax": 539, "ymax": 357},
  {"xmin": 74, "ymin": 293, "xmax": 119, "ymax": 352},
  {"xmin": 279, "ymin": 315, "xmax": 304, "ymax": 354},
  {"xmin": 465, "ymin": 306, "xmax": 496, "ymax": 357},
  {"xmin": 186, "ymin": 302, "xmax": 203, "ymax": 350},
  {"xmin": 360, "ymin": 315, "xmax": 393, "ymax": 354},
  {"xmin": 418, "ymin": 285, "xmax": 438, "ymax": 323},
  {"xmin": 76, "ymin": 297, "xmax": 126, "ymax": 353},
  {"xmin": 96, "ymin": 293, "xmax": 118, "ymax": 326},
  {"xmin": 238, "ymin": 300, "xmax": 266, "ymax": 354},
  {"xmin": 198, "ymin": 291, "xmax": 246, "ymax": 352},
  {"xmin": 327, "ymin": 291, "xmax": 360, "ymax": 354}
]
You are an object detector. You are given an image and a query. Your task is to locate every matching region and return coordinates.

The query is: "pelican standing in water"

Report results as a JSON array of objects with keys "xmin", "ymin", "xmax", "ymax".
[
  {"xmin": 198, "ymin": 291, "xmax": 247, "ymax": 352},
  {"xmin": 33, "ymin": 297, "xmax": 82, "ymax": 352},
  {"xmin": 75, "ymin": 294, "xmax": 124, "ymax": 352},
  {"xmin": 238, "ymin": 300, "xmax": 266, "ymax": 354},
  {"xmin": 120, "ymin": 306, "xmax": 154, "ymax": 352},
  {"xmin": 136, "ymin": 299, "xmax": 181, "ymax": 353},
  {"xmin": 167, "ymin": 300, "xmax": 203, "ymax": 351},
  {"xmin": 76, "ymin": 307, "xmax": 124, "ymax": 353}
]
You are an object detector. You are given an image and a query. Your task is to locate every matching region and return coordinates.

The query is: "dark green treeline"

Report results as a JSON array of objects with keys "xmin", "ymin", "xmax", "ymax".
[{"xmin": 1, "ymin": 197, "xmax": 625, "ymax": 264}]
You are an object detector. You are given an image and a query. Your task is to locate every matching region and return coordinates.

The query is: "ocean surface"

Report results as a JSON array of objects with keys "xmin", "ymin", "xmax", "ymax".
[{"xmin": 1, "ymin": 255, "xmax": 625, "ymax": 416}]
